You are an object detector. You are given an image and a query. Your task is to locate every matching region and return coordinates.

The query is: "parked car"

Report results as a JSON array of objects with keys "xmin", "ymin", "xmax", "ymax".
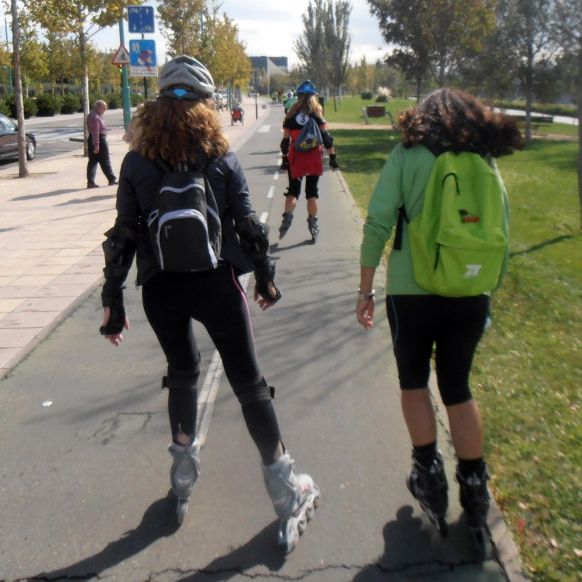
[{"xmin": 0, "ymin": 113, "xmax": 37, "ymax": 161}]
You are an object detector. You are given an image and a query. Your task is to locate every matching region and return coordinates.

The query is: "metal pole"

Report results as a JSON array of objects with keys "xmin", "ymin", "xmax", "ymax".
[
  {"xmin": 118, "ymin": 19, "xmax": 132, "ymax": 129},
  {"xmin": 142, "ymin": 32, "xmax": 147, "ymax": 100}
]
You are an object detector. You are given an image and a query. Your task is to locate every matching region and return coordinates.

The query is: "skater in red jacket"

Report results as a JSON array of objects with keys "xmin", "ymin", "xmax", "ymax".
[{"xmin": 278, "ymin": 80, "xmax": 338, "ymax": 243}]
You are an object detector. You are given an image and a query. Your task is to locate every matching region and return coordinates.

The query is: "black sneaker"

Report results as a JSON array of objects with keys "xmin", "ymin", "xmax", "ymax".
[
  {"xmin": 87, "ymin": 182, "xmax": 99, "ymax": 189},
  {"xmin": 108, "ymin": 179, "xmax": 118, "ymax": 186}
]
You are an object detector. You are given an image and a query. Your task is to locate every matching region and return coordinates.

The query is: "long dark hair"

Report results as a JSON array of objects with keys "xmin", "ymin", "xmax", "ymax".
[{"xmin": 398, "ymin": 88, "xmax": 523, "ymax": 157}]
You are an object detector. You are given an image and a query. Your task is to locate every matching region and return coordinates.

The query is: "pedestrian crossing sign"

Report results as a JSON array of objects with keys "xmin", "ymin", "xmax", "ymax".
[{"xmin": 112, "ymin": 45, "xmax": 131, "ymax": 66}]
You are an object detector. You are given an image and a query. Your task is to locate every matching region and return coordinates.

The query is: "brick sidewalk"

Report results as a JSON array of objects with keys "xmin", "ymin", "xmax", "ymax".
[{"xmin": 0, "ymin": 99, "xmax": 269, "ymax": 377}]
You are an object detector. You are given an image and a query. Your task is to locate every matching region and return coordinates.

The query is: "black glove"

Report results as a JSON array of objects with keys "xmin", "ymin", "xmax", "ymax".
[
  {"xmin": 281, "ymin": 156, "xmax": 289, "ymax": 170},
  {"xmin": 254, "ymin": 257, "xmax": 282, "ymax": 304},
  {"xmin": 329, "ymin": 153, "xmax": 339, "ymax": 170},
  {"xmin": 100, "ymin": 292, "xmax": 126, "ymax": 335}
]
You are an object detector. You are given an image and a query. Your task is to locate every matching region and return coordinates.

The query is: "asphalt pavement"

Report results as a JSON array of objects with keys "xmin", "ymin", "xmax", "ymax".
[{"xmin": 0, "ymin": 99, "xmax": 527, "ymax": 581}]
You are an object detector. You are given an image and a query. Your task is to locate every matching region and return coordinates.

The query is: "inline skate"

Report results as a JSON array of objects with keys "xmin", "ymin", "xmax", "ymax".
[
  {"xmin": 278, "ymin": 212, "xmax": 293, "ymax": 239},
  {"xmin": 169, "ymin": 439, "xmax": 200, "ymax": 525},
  {"xmin": 263, "ymin": 453, "xmax": 320, "ymax": 553},
  {"xmin": 307, "ymin": 215, "xmax": 319, "ymax": 243},
  {"xmin": 407, "ymin": 451, "xmax": 449, "ymax": 537},
  {"xmin": 456, "ymin": 464, "xmax": 490, "ymax": 558}
]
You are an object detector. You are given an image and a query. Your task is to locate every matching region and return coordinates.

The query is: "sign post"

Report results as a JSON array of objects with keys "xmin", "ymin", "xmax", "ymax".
[
  {"xmin": 118, "ymin": 20, "xmax": 132, "ymax": 130},
  {"xmin": 127, "ymin": 6, "xmax": 156, "ymax": 98}
]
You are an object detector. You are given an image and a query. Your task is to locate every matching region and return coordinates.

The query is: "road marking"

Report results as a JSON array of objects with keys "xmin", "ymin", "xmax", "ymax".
[
  {"xmin": 273, "ymin": 171, "xmax": 280, "ymax": 180},
  {"xmin": 257, "ymin": 125, "xmax": 271, "ymax": 133},
  {"xmin": 267, "ymin": 186, "xmax": 275, "ymax": 199},
  {"xmin": 195, "ymin": 212, "xmax": 269, "ymax": 448}
]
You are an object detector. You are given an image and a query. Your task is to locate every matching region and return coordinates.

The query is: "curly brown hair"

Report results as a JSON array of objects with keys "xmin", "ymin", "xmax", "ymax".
[
  {"xmin": 286, "ymin": 94, "xmax": 323, "ymax": 120},
  {"xmin": 398, "ymin": 88, "xmax": 523, "ymax": 157},
  {"xmin": 132, "ymin": 97, "xmax": 229, "ymax": 165}
]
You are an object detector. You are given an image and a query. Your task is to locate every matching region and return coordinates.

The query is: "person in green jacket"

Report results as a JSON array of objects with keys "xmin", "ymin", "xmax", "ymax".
[{"xmin": 356, "ymin": 88, "xmax": 523, "ymax": 552}]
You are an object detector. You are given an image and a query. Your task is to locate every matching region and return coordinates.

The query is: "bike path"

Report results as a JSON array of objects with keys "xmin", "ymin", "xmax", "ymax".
[{"xmin": 0, "ymin": 103, "xmax": 523, "ymax": 581}]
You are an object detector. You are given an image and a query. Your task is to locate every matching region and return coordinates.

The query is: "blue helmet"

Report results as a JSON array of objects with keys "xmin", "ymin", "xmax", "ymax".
[{"xmin": 296, "ymin": 80, "xmax": 317, "ymax": 95}]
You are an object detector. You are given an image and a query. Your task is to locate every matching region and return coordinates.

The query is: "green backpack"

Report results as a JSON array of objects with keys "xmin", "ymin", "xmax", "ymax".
[{"xmin": 396, "ymin": 150, "xmax": 508, "ymax": 297}]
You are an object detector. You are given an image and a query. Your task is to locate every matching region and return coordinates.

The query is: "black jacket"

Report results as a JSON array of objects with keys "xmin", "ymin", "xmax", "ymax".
[{"xmin": 111, "ymin": 149, "xmax": 255, "ymax": 288}]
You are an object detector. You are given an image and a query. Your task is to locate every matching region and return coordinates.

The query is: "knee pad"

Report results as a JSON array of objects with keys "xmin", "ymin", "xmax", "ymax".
[
  {"xmin": 233, "ymin": 376, "xmax": 275, "ymax": 405},
  {"xmin": 162, "ymin": 364, "xmax": 201, "ymax": 391}
]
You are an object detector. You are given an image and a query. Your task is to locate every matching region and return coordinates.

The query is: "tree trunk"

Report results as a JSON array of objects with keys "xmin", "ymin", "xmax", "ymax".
[{"xmin": 11, "ymin": 0, "xmax": 28, "ymax": 178}]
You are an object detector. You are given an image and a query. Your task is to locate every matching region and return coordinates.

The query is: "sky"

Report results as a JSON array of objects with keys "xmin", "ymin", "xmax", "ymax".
[{"xmin": 89, "ymin": 0, "xmax": 387, "ymax": 68}]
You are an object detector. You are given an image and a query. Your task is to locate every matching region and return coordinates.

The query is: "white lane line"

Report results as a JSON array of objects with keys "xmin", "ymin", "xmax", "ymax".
[
  {"xmin": 195, "ymin": 212, "xmax": 269, "ymax": 447},
  {"xmin": 267, "ymin": 186, "xmax": 275, "ymax": 199},
  {"xmin": 257, "ymin": 125, "xmax": 271, "ymax": 133},
  {"xmin": 273, "ymin": 171, "xmax": 280, "ymax": 180}
]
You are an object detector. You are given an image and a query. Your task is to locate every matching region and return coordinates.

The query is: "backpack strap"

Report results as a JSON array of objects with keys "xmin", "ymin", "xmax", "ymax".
[
  {"xmin": 393, "ymin": 205, "xmax": 408, "ymax": 251},
  {"xmin": 155, "ymin": 156, "xmax": 211, "ymax": 174}
]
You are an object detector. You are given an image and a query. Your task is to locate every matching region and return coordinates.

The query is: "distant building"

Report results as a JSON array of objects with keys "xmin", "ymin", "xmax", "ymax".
[{"xmin": 250, "ymin": 56, "xmax": 289, "ymax": 75}]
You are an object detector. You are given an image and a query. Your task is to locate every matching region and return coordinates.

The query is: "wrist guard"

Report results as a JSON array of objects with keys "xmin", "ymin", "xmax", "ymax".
[
  {"xmin": 254, "ymin": 256, "xmax": 281, "ymax": 304},
  {"xmin": 235, "ymin": 213, "xmax": 270, "ymax": 260},
  {"xmin": 280, "ymin": 137, "xmax": 290, "ymax": 156},
  {"xmin": 329, "ymin": 154, "xmax": 339, "ymax": 169},
  {"xmin": 100, "ymin": 292, "xmax": 126, "ymax": 335}
]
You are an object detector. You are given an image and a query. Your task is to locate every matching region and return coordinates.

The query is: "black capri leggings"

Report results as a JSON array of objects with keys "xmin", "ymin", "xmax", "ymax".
[
  {"xmin": 142, "ymin": 265, "xmax": 281, "ymax": 464},
  {"xmin": 386, "ymin": 294, "xmax": 490, "ymax": 406}
]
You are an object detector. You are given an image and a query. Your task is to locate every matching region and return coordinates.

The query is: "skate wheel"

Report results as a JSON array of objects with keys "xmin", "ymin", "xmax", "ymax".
[
  {"xmin": 297, "ymin": 515, "xmax": 307, "ymax": 534},
  {"xmin": 305, "ymin": 506, "xmax": 314, "ymax": 521},
  {"xmin": 437, "ymin": 516, "xmax": 449, "ymax": 538},
  {"xmin": 470, "ymin": 527, "xmax": 488, "ymax": 560},
  {"xmin": 176, "ymin": 499, "xmax": 188, "ymax": 525}
]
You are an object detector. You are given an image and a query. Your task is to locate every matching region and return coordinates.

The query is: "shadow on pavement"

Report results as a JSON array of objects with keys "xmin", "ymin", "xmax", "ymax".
[
  {"xmin": 12, "ymin": 188, "xmax": 81, "ymax": 201},
  {"xmin": 175, "ymin": 521, "xmax": 285, "ymax": 581},
  {"xmin": 57, "ymin": 194, "xmax": 116, "ymax": 205},
  {"xmin": 31, "ymin": 492, "xmax": 180, "ymax": 580}
]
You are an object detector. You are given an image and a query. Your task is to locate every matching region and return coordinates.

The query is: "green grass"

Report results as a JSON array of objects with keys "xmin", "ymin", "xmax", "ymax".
[
  {"xmin": 334, "ymin": 129, "xmax": 582, "ymax": 582},
  {"xmin": 324, "ymin": 95, "xmax": 414, "ymax": 125}
]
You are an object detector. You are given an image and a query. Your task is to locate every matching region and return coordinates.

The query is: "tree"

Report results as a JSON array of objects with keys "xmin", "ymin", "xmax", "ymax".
[
  {"xmin": 495, "ymin": 0, "xmax": 558, "ymax": 143},
  {"xmin": 158, "ymin": 0, "xmax": 206, "ymax": 57},
  {"xmin": 553, "ymin": 0, "xmax": 582, "ymax": 229},
  {"xmin": 294, "ymin": 0, "xmax": 352, "ymax": 97},
  {"xmin": 367, "ymin": 0, "xmax": 496, "ymax": 99},
  {"xmin": 10, "ymin": 0, "xmax": 28, "ymax": 177},
  {"xmin": 25, "ymin": 0, "xmax": 140, "ymax": 153}
]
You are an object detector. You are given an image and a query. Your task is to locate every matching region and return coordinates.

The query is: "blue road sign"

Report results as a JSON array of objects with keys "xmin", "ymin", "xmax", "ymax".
[
  {"xmin": 129, "ymin": 39, "xmax": 158, "ymax": 77},
  {"xmin": 128, "ymin": 6, "xmax": 155, "ymax": 34}
]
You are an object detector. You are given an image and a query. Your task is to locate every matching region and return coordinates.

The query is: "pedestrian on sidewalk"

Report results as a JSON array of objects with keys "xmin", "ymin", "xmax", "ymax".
[
  {"xmin": 98, "ymin": 55, "xmax": 319, "ymax": 552},
  {"xmin": 86, "ymin": 99, "xmax": 117, "ymax": 188},
  {"xmin": 278, "ymin": 80, "xmax": 339, "ymax": 243},
  {"xmin": 356, "ymin": 88, "xmax": 522, "ymax": 550}
]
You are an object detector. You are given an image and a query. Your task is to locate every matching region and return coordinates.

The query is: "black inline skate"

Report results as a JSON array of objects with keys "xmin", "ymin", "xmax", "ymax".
[
  {"xmin": 407, "ymin": 451, "xmax": 449, "ymax": 537},
  {"xmin": 456, "ymin": 464, "xmax": 490, "ymax": 558},
  {"xmin": 307, "ymin": 215, "xmax": 319, "ymax": 243},
  {"xmin": 279, "ymin": 212, "xmax": 293, "ymax": 239}
]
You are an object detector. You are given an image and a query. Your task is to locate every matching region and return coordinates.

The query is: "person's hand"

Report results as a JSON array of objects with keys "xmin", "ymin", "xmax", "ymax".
[
  {"xmin": 254, "ymin": 281, "xmax": 281, "ymax": 311},
  {"xmin": 356, "ymin": 296, "xmax": 375, "ymax": 329},
  {"xmin": 329, "ymin": 153, "xmax": 339, "ymax": 171},
  {"xmin": 101, "ymin": 307, "xmax": 130, "ymax": 346}
]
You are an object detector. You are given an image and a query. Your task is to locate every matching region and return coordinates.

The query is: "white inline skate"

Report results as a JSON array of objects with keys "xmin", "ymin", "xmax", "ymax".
[
  {"xmin": 262, "ymin": 453, "xmax": 320, "ymax": 553},
  {"xmin": 307, "ymin": 215, "xmax": 319, "ymax": 243},
  {"xmin": 169, "ymin": 439, "xmax": 200, "ymax": 525}
]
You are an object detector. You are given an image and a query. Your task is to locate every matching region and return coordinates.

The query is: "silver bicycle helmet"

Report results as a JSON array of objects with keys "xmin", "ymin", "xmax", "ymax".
[{"xmin": 158, "ymin": 55, "xmax": 215, "ymax": 100}]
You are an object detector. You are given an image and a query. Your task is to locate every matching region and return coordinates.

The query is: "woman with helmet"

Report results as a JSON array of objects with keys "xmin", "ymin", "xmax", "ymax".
[
  {"xmin": 278, "ymin": 80, "xmax": 339, "ymax": 243},
  {"xmin": 99, "ymin": 56, "xmax": 320, "ymax": 552}
]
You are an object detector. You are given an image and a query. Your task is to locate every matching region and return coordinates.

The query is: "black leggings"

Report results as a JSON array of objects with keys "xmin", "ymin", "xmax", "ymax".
[
  {"xmin": 142, "ymin": 265, "xmax": 281, "ymax": 464},
  {"xmin": 386, "ymin": 294, "xmax": 489, "ymax": 406},
  {"xmin": 286, "ymin": 171, "xmax": 320, "ymax": 199}
]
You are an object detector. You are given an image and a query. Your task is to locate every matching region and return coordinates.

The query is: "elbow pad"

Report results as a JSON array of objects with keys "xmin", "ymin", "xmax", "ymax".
[
  {"xmin": 321, "ymin": 130, "xmax": 334, "ymax": 149},
  {"xmin": 235, "ymin": 213, "xmax": 270, "ymax": 259},
  {"xmin": 280, "ymin": 137, "xmax": 290, "ymax": 156},
  {"xmin": 102, "ymin": 225, "xmax": 136, "ymax": 285}
]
